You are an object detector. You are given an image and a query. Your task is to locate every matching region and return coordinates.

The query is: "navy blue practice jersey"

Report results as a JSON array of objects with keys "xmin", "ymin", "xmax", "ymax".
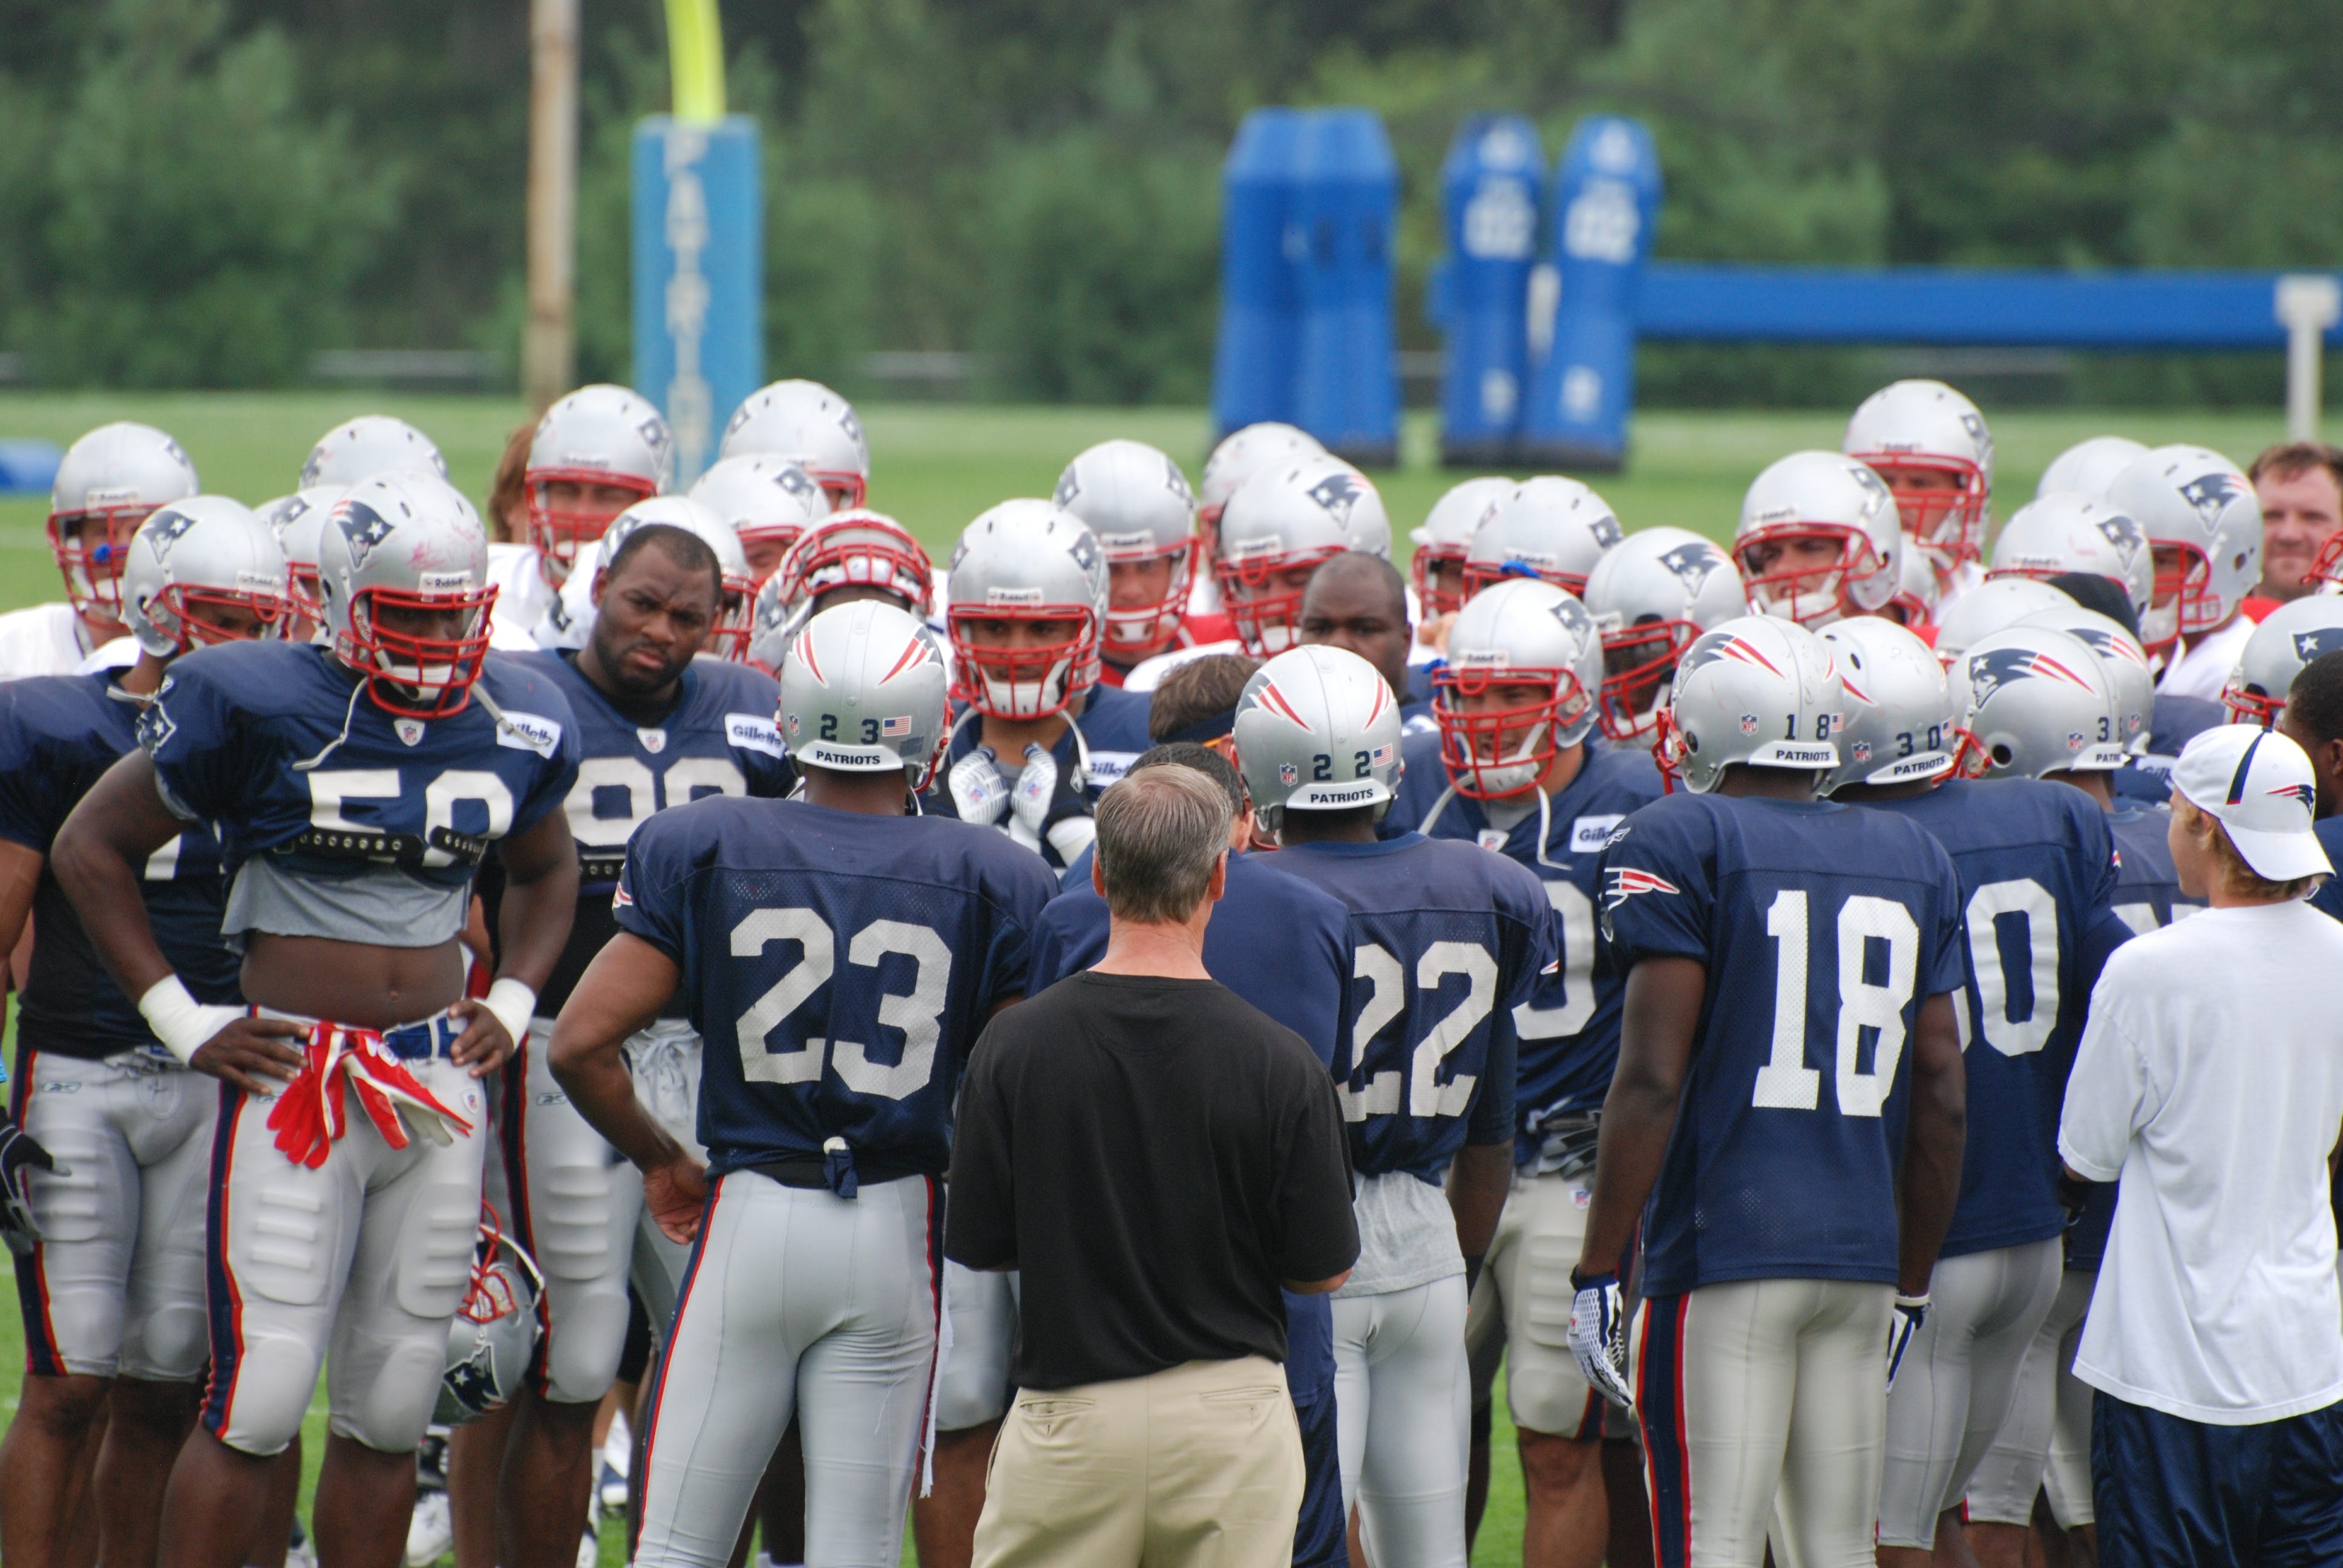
[
  {"xmin": 615, "ymin": 798, "xmax": 1056, "ymax": 1183},
  {"xmin": 509, "ymin": 652, "xmax": 794, "ymax": 1014},
  {"xmin": 1025, "ymin": 848, "xmax": 1352, "ymax": 1403},
  {"xmin": 1400, "ymin": 743, "xmax": 1665, "ymax": 1161},
  {"xmin": 1867, "ymin": 779, "xmax": 2128, "ymax": 1258},
  {"xmin": 1597, "ymin": 793, "xmax": 1966, "ymax": 1295},
  {"xmin": 0, "ymin": 673, "xmax": 243, "ymax": 1059},
  {"xmin": 1273, "ymin": 834, "xmax": 1552, "ymax": 1182},
  {"xmin": 139, "ymin": 642, "xmax": 579, "ymax": 888},
  {"xmin": 2309, "ymin": 817, "xmax": 2343, "ymax": 926}
]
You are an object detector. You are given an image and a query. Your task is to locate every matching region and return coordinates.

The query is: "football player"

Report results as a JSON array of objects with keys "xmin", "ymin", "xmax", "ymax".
[
  {"xmin": 503, "ymin": 387, "xmax": 675, "ymax": 648},
  {"xmin": 258, "ymin": 489, "xmax": 343, "ymax": 647},
  {"xmin": 1458, "ymin": 477, "xmax": 1624, "ymax": 602},
  {"xmin": 1843, "ymin": 380, "xmax": 1996, "ymax": 607},
  {"xmin": 1985, "ymin": 491, "xmax": 2153, "ymax": 628},
  {"xmin": 2223, "ymin": 596, "xmax": 2343, "ymax": 729},
  {"xmin": 546, "ymin": 599, "xmax": 1054, "ymax": 1568},
  {"xmin": 1961, "ymin": 619, "xmax": 2200, "ymax": 1568},
  {"xmin": 536, "ymin": 497, "xmax": 757, "ymax": 664},
  {"xmin": 1570, "ymin": 614, "xmax": 1969, "ymax": 1568},
  {"xmin": 1299, "ymin": 554, "xmax": 1436, "ymax": 733},
  {"xmin": 0, "ymin": 423, "xmax": 200, "ymax": 679},
  {"xmin": 299, "ymin": 416, "xmax": 449, "ymax": 491},
  {"xmin": 1581, "ymin": 528, "xmax": 1747, "ymax": 745},
  {"xmin": 718, "ymin": 379, "xmax": 871, "ymax": 511},
  {"xmin": 1237, "ymin": 643, "xmax": 1554, "ymax": 1568},
  {"xmin": 1383, "ymin": 577, "xmax": 1662, "ymax": 1567},
  {"xmin": 750, "ymin": 509, "xmax": 937, "ymax": 665},
  {"xmin": 0, "ymin": 500, "xmax": 285, "ymax": 1568},
  {"xmin": 2035, "ymin": 436, "xmax": 2146, "ymax": 503},
  {"xmin": 1213, "ymin": 457, "xmax": 1393, "ymax": 659},
  {"xmin": 686, "ymin": 454, "xmax": 830, "ymax": 586},
  {"xmin": 1818, "ymin": 617, "xmax": 2131, "ymax": 1566},
  {"xmin": 1023, "ymin": 741, "xmax": 1354, "ymax": 1568},
  {"xmin": 1051, "ymin": 440, "xmax": 1205, "ymax": 682},
  {"xmin": 1193, "ymin": 422, "xmax": 1325, "ymax": 620},
  {"xmin": 474, "ymin": 521, "xmax": 793, "ymax": 1568},
  {"xmin": 2106, "ymin": 444, "xmax": 2262, "ymax": 696},
  {"xmin": 1732, "ymin": 451, "xmax": 1907, "ymax": 631},
  {"xmin": 931, "ymin": 501, "xmax": 1153, "ymax": 863},
  {"xmin": 51, "ymin": 472, "xmax": 582, "ymax": 1568},
  {"xmin": 1411, "ymin": 476, "xmax": 1516, "ymax": 626}
]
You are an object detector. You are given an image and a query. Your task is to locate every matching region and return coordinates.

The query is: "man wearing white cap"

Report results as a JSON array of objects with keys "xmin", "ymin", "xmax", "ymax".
[{"xmin": 2057, "ymin": 724, "xmax": 2343, "ymax": 1564}]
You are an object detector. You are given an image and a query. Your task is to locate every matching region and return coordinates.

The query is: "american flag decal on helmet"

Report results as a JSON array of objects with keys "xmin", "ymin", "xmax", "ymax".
[
  {"xmin": 1370, "ymin": 742, "xmax": 1395, "ymax": 767},
  {"xmin": 881, "ymin": 715, "xmax": 913, "ymax": 737},
  {"xmin": 1603, "ymin": 867, "xmax": 1680, "ymax": 909}
]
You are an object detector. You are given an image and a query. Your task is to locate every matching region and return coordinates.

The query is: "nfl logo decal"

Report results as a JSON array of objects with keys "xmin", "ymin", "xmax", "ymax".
[
  {"xmin": 2067, "ymin": 731, "xmax": 2087, "ymax": 752},
  {"xmin": 1852, "ymin": 740, "xmax": 1872, "ymax": 763},
  {"xmin": 1739, "ymin": 713, "xmax": 1759, "ymax": 736},
  {"xmin": 393, "ymin": 719, "xmax": 426, "ymax": 747},
  {"xmin": 1476, "ymin": 829, "xmax": 1508, "ymax": 852},
  {"xmin": 1279, "ymin": 762, "xmax": 1299, "ymax": 786},
  {"xmin": 638, "ymin": 728, "xmax": 667, "ymax": 754}
]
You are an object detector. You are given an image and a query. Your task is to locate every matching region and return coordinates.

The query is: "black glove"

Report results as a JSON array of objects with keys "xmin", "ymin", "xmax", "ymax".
[{"xmin": 0, "ymin": 1120, "xmax": 61, "ymax": 1256}]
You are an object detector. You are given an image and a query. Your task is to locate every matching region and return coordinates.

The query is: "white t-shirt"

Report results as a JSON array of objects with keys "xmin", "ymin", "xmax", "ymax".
[
  {"xmin": 485, "ymin": 543, "xmax": 558, "ymax": 652},
  {"xmin": 0, "ymin": 601, "xmax": 93, "ymax": 680},
  {"xmin": 2059, "ymin": 900, "xmax": 2343, "ymax": 1424},
  {"xmin": 2155, "ymin": 614, "xmax": 2255, "ymax": 704}
]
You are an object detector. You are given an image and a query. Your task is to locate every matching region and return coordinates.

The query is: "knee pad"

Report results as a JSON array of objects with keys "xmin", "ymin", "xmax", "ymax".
[
  {"xmin": 330, "ymin": 1335, "xmax": 446, "ymax": 1455},
  {"xmin": 540, "ymin": 1286, "xmax": 630, "ymax": 1405},
  {"xmin": 121, "ymin": 1300, "xmax": 209, "ymax": 1383},
  {"xmin": 208, "ymin": 1330, "xmax": 324, "ymax": 1457},
  {"xmin": 393, "ymin": 1180, "xmax": 486, "ymax": 1324}
]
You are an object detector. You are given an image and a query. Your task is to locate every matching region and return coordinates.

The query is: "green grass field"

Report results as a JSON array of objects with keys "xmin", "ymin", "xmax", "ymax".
[{"xmin": 0, "ymin": 391, "xmax": 2325, "ymax": 1564}]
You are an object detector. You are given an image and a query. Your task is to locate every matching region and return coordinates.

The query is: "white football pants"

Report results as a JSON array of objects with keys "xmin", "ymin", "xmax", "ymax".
[
  {"xmin": 935, "ymin": 1257, "xmax": 1019, "ymax": 1431},
  {"xmin": 1964, "ymin": 1264, "xmax": 2097, "ymax": 1529},
  {"xmin": 1331, "ymin": 1275, "xmax": 1470, "ymax": 1568}
]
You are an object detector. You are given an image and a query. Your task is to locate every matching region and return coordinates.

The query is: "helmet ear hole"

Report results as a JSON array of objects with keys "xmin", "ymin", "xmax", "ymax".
[{"xmin": 1991, "ymin": 742, "xmax": 2014, "ymax": 767}]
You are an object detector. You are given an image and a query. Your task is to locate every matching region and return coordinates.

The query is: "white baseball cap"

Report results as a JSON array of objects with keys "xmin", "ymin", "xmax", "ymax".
[{"xmin": 2170, "ymin": 725, "xmax": 2333, "ymax": 883}]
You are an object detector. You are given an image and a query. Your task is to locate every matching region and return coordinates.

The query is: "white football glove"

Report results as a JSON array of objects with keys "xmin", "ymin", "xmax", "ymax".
[
  {"xmin": 1886, "ymin": 1293, "xmax": 1930, "ymax": 1391},
  {"xmin": 1568, "ymin": 1269, "xmax": 1635, "ymax": 1412},
  {"xmin": 947, "ymin": 746, "xmax": 1011, "ymax": 827}
]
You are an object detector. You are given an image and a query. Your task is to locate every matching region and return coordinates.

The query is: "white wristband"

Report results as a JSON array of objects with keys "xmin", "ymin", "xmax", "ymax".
[
  {"xmin": 136, "ymin": 976, "xmax": 244, "ymax": 1066},
  {"xmin": 481, "ymin": 978, "xmax": 538, "ymax": 1048}
]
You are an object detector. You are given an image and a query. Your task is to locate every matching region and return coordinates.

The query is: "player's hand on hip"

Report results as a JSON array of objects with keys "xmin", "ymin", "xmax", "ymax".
[
  {"xmin": 0, "ymin": 1120, "xmax": 62, "ymax": 1256},
  {"xmin": 1886, "ymin": 1293, "xmax": 1930, "ymax": 1391},
  {"xmin": 191, "ymin": 1017, "xmax": 309, "ymax": 1094},
  {"xmin": 643, "ymin": 1154, "xmax": 710, "ymax": 1244},
  {"xmin": 448, "ymin": 999, "xmax": 519, "ymax": 1077},
  {"xmin": 1568, "ymin": 1267, "xmax": 1636, "ymax": 1413}
]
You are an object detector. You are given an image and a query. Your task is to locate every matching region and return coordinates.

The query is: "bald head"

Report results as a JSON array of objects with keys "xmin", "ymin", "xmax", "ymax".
[{"xmin": 1301, "ymin": 553, "xmax": 1412, "ymax": 696}]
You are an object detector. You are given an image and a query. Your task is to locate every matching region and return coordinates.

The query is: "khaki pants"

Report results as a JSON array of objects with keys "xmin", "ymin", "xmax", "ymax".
[{"xmin": 972, "ymin": 1356, "xmax": 1304, "ymax": 1568}]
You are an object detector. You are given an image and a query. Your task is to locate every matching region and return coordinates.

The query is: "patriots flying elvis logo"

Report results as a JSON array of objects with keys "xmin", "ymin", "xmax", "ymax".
[
  {"xmin": 1659, "ymin": 541, "xmax": 1720, "ymax": 593},
  {"xmin": 2292, "ymin": 627, "xmax": 2343, "ymax": 663},
  {"xmin": 333, "ymin": 501, "xmax": 397, "ymax": 572},
  {"xmin": 1964, "ymin": 644, "xmax": 2097, "ymax": 705},
  {"xmin": 145, "ymin": 506, "xmax": 201, "ymax": 562},
  {"xmin": 1053, "ymin": 471, "xmax": 1081, "ymax": 508},
  {"xmin": 2095, "ymin": 511, "xmax": 2146, "ymax": 564},
  {"xmin": 1603, "ymin": 867, "xmax": 1679, "ymax": 909},
  {"xmin": 1306, "ymin": 470, "xmax": 1366, "ymax": 523},
  {"xmin": 2178, "ymin": 471, "xmax": 2246, "ymax": 525},
  {"xmin": 1588, "ymin": 512, "xmax": 1625, "ymax": 549},
  {"xmin": 2268, "ymin": 781, "xmax": 2317, "ymax": 815}
]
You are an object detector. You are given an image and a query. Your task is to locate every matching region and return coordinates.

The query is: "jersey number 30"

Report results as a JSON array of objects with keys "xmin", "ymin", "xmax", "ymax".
[
  {"xmin": 1752, "ymin": 890, "xmax": 1918, "ymax": 1117},
  {"xmin": 729, "ymin": 909, "xmax": 951, "ymax": 1100}
]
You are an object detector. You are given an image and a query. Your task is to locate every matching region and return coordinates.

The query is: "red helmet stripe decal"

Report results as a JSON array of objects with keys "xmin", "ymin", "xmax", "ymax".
[
  {"xmin": 794, "ymin": 630, "xmax": 824, "ymax": 684},
  {"xmin": 879, "ymin": 636, "xmax": 928, "ymax": 684},
  {"xmin": 1719, "ymin": 637, "xmax": 1784, "ymax": 677},
  {"xmin": 1254, "ymin": 681, "xmax": 1308, "ymax": 728}
]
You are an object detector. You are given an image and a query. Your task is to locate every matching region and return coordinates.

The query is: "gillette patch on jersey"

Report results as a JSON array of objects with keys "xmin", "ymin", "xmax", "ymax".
[
  {"xmin": 494, "ymin": 710, "xmax": 564, "ymax": 757},
  {"xmin": 1087, "ymin": 751, "xmax": 1139, "ymax": 788},
  {"xmin": 726, "ymin": 713, "xmax": 784, "ymax": 757},
  {"xmin": 1570, "ymin": 814, "xmax": 1625, "ymax": 853}
]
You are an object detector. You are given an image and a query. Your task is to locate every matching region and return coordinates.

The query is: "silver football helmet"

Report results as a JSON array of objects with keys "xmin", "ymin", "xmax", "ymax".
[
  {"xmin": 1411, "ymin": 476, "xmax": 1515, "ymax": 617},
  {"xmin": 258, "ymin": 487, "xmax": 341, "ymax": 642},
  {"xmin": 2037, "ymin": 436, "xmax": 2148, "ymax": 501},
  {"xmin": 2105, "ymin": 445, "xmax": 2261, "ymax": 655},
  {"xmin": 1233, "ymin": 644, "xmax": 1404, "ymax": 835},
  {"xmin": 1215, "ymin": 457, "xmax": 1392, "ymax": 656},
  {"xmin": 437, "ymin": 1211, "xmax": 543, "ymax": 1426},
  {"xmin": 1987, "ymin": 491, "xmax": 2153, "ymax": 621},
  {"xmin": 687, "ymin": 454, "xmax": 831, "ymax": 581},
  {"xmin": 1733, "ymin": 451, "xmax": 1904, "ymax": 627},
  {"xmin": 2017, "ymin": 604, "xmax": 2157, "ymax": 754},
  {"xmin": 1931, "ymin": 578, "xmax": 2074, "ymax": 667},
  {"xmin": 543, "ymin": 495, "xmax": 756, "ymax": 661},
  {"xmin": 122, "ymin": 498, "xmax": 289, "ymax": 658},
  {"xmin": 1461, "ymin": 476, "xmax": 1624, "ymax": 601},
  {"xmin": 719, "ymin": 379, "xmax": 870, "ymax": 509},
  {"xmin": 770, "ymin": 509, "xmax": 935, "ymax": 626},
  {"xmin": 776, "ymin": 599, "xmax": 950, "ymax": 786},
  {"xmin": 525, "ymin": 385, "xmax": 675, "ymax": 584},
  {"xmin": 1581, "ymin": 527, "xmax": 1746, "ymax": 741},
  {"xmin": 945, "ymin": 500, "xmax": 1109, "ymax": 719},
  {"xmin": 1843, "ymin": 379, "xmax": 1994, "ymax": 572},
  {"xmin": 1659, "ymin": 615, "xmax": 1845, "ymax": 794},
  {"xmin": 1433, "ymin": 578, "xmax": 1604, "ymax": 799},
  {"xmin": 48, "ymin": 421, "xmax": 201, "ymax": 627},
  {"xmin": 1199, "ymin": 422, "xmax": 1325, "ymax": 524},
  {"xmin": 316, "ymin": 472, "xmax": 496, "ymax": 718},
  {"xmin": 1950, "ymin": 626, "xmax": 2126, "ymax": 778},
  {"xmin": 300, "ymin": 415, "xmax": 448, "ymax": 489},
  {"xmin": 2223, "ymin": 595, "xmax": 2343, "ymax": 728},
  {"xmin": 1052, "ymin": 439, "xmax": 1199, "ymax": 654},
  {"xmin": 1817, "ymin": 617, "xmax": 1957, "ymax": 794}
]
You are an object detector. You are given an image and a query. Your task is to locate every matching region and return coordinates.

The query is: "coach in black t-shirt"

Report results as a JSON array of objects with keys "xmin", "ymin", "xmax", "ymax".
[{"xmin": 948, "ymin": 763, "xmax": 1358, "ymax": 1568}]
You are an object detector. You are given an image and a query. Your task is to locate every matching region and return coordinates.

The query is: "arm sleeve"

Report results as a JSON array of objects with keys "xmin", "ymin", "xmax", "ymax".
[
  {"xmin": 139, "ymin": 665, "xmax": 253, "ymax": 823},
  {"xmin": 2056, "ymin": 958, "xmax": 2148, "ymax": 1182},
  {"xmin": 943, "ymin": 1032, "xmax": 1018, "ymax": 1270},
  {"xmin": 1274, "ymin": 1054, "xmax": 1362, "ymax": 1284},
  {"xmin": 1596, "ymin": 802, "xmax": 1715, "ymax": 966},
  {"xmin": 612, "ymin": 816, "xmax": 690, "ymax": 962}
]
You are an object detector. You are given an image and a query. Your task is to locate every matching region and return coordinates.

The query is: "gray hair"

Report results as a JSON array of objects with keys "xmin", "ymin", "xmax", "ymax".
[{"xmin": 1094, "ymin": 764, "xmax": 1233, "ymax": 925}]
